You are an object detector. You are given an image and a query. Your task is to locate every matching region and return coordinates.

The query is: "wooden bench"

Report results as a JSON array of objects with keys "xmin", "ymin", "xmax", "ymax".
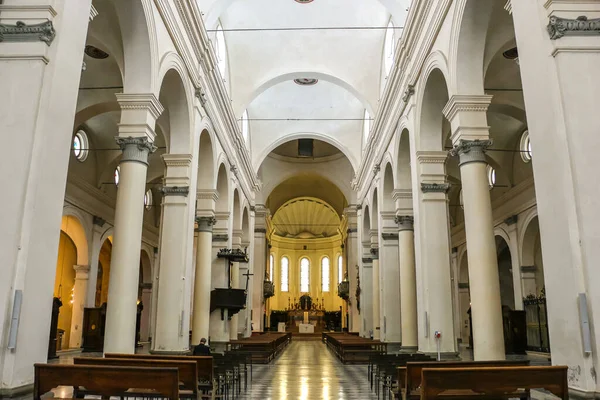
[
  {"xmin": 34, "ymin": 363, "xmax": 179, "ymax": 400},
  {"xmin": 398, "ymin": 360, "xmax": 530, "ymax": 400},
  {"xmin": 420, "ymin": 366, "xmax": 568, "ymax": 400},
  {"xmin": 73, "ymin": 357, "xmax": 199, "ymax": 399},
  {"xmin": 323, "ymin": 333, "xmax": 387, "ymax": 363}
]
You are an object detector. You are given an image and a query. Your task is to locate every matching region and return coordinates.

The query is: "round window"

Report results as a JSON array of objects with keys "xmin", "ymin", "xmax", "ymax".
[
  {"xmin": 114, "ymin": 166, "xmax": 120, "ymax": 186},
  {"xmin": 487, "ymin": 165, "xmax": 496, "ymax": 189},
  {"xmin": 520, "ymin": 130, "xmax": 532, "ymax": 162},
  {"xmin": 73, "ymin": 130, "xmax": 89, "ymax": 162},
  {"xmin": 144, "ymin": 189, "xmax": 153, "ymax": 210}
]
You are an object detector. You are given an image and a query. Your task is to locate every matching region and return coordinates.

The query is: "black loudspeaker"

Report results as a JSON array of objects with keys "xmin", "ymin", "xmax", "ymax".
[{"xmin": 298, "ymin": 139, "xmax": 313, "ymax": 157}]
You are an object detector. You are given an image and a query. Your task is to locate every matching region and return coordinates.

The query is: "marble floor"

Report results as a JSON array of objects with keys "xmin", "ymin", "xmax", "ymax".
[{"xmin": 237, "ymin": 340, "xmax": 377, "ymax": 400}]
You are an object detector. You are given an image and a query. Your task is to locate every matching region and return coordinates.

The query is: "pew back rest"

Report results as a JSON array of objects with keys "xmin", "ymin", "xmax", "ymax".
[
  {"xmin": 420, "ymin": 366, "xmax": 568, "ymax": 400},
  {"xmin": 33, "ymin": 363, "xmax": 179, "ymax": 400},
  {"xmin": 73, "ymin": 357, "xmax": 197, "ymax": 393},
  {"xmin": 406, "ymin": 359, "xmax": 530, "ymax": 393},
  {"xmin": 105, "ymin": 352, "xmax": 214, "ymax": 382}
]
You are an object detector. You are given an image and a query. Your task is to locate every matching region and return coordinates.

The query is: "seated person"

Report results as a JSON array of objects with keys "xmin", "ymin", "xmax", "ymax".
[{"xmin": 193, "ymin": 337, "xmax": 211, "ymax": 356}]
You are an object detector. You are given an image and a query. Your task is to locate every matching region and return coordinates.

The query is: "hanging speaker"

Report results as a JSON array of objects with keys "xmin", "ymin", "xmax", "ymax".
[{"xmin": 298, "ymin": 139, "xmax": 313, "ymax": 157}]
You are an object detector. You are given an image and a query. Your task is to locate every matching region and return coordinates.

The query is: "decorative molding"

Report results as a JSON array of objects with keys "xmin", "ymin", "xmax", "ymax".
[
  {"xmin": 421, "ymin": 183, "xmax": 451, "ymax": 194},
  {"xmin": 160, "ymin": 186, "xmax": 190, "ymax": 197},
  {"xmin": 450, "ymin": 139, "xmax": 493, "ymax": 166},
  {"xmin": 521, "ymin": 265, "xmax": 537, "ymax": 273},
  {"xmin": 254, "ymin": 228, "xmax": 267, "ymax": 234},
  {"xmin": 504, "ymin": 215, "xmax": 518, "ymax": 226},
  {"xmin": 362, "ymin": 257, "xmax": 373, "ymax": 264},
  {"xmin": 212, "ymin": 234, "xmax": 229, "ymax": 242},
  {"xmin": 195, "ymin": 216, "xmax": 217, "ymax": 232},
  {"xmin": 115, "ymin": 136, "xmax": 157, "ymax": 166},
  {"xmin": 162, "ymin": 154, "xmax": 192, "ymax": 167},
  {"xmin": 0, "ymin": 21, "xmax": 56, "ymax": 45},
  {"xmin": 370, "ymin": 247, "xmax": 379, "ymax": 259},
  {"xmin": 115, "ymin": 93, "xmax": 164, "ymax": 121},
  {"xmin": 196, "ymin": 189, "xmax": 219, "ymax": 202},
  {"xmin": 90, "ymin": 5, "xmax": 99, "ymax": 21},
  {"xmin": 395, "ymin": 216, "xmax": 414, "ymax": 231},
  {"xmin": 548, "ymin": 16, "xmax": 600, "ymax": 40},
  {"xmin": 347, "ymin": 228, "xmax": 358, "ymax": 234},
  {"xmin": 382, "ymin": 232, "xmax": 399, "ymax": 241},
  {"xmin": 416, "ymin": 151, "xmax": 448, "ymax": 164},
  {"xmin": 402, "ymin": 84, "xmax": 415, "ymax": 102},
  {"xmin": 140, "ymin": 282, "xmax": 153, "ymax": 290},
  {"xmin": 392, "ymin": 189, "xmax": 412, "ymax": 200},
  {"xmin": 458, "ymin": 282, "xmax": 470, "ymax": 289},
  {"xmin": 442, "ymin": 95, "xmax": 493, "ymax": 123},
  {"xmin": 195, "ymin": 87, "xmax": 207, "ymax": 106},
  {"xmin": 93, "ymin": 216, "xmax": 106, "ymax": 227},
  {"xmin": 373, "ymin": 163, "xmax": 381, "ymax": 176}
]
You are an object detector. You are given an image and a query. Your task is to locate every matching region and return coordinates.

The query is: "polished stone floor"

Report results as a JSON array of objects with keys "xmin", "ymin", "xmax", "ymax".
[{"xmin": 237, "ymin": 340, "xmax": 377, "ymax": 400}]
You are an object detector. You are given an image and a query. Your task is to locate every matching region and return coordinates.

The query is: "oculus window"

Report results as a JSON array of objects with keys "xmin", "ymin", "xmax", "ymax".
[
  {"xmin": 73, "ymin": 130, "xmax": 89, "ymax": 162},
  {"xmin": 300, "ymin": 257, "xmax": 310, "ymax": 293},
  {"xmin": 281, "ymin": 257, "xmax": 289, "ymax": 292},
  {"xmin": 321, "ymin": 257, "xmax": 330, "ymax": 292},
  {"xmin": 487, "ymin": 165, "xmax": 496, "ymax": 189},
  {"xmin": 114, "ymin": 166, "xmax": 120, "ymax": 186},
  {"xmin": 520, "ymin": 130, "xmax": 532, "ymax": 162}
]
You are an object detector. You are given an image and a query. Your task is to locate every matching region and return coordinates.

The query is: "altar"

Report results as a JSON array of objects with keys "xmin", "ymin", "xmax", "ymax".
[{"xmin": 299, "ymin": 323, "xmax": 314, "ymax": 333}]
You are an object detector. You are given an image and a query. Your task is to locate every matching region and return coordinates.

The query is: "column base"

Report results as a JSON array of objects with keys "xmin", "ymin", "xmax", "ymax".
[
  {"xmin": 399, "ymin": 345, "xmax": 419, "ymax": 353},
  {"xmin": 418, "ymin": 351, "xmax": 461, "ymax": 360},
  {"xmin": 149, "ymin": 349, "xmax": 190, "ymax": 355},
  {"xmin": 0, "ymin": 383, "xmax": 34, "ymax": 398},
  {"xmin": 384, "ymin": 342, "xmax": 403, "ymax": 353}
]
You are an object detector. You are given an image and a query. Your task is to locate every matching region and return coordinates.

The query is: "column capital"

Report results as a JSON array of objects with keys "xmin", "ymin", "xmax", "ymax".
[
  {"xmin": 450, "ymin": 139, "xmax": 493, "ymax": 166},
  {"xmin": 73, "ymin": 264, "xmax": 90, "ymax": 279},
  {"xmin": 195, "ymin": 216, "xmax": 217, "ymax": 232},
  {"xmin": 421, "ymin": 183, "xmax": 451, "ymax": 193},
  {"xmin": 370, "ymin": 247, "xmax": 379, "ymax": 260},
  {"xmin": 115, "ymin": 136, "xmax": 157, "ymax": 165},
  {"xmin": 395, "ymin": 216, "xmax": 414, "ymax": 231},
  {"xmin": 0, "ymin": 20, "xmax": 56, "ymax": 45}
]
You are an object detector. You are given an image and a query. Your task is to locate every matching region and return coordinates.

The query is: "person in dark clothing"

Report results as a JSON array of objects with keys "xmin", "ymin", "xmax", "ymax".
[{"xmin": 193, "ymin": 337, "xmax": 211, "ymax": 355}]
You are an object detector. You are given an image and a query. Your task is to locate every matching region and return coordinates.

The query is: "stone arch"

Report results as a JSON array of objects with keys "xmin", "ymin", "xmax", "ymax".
[
  {"xmin": 157, "ymin": 65, "xmax": 193, "ymax": 154},
  {"xmin": 241, "ymin": 207, "xmax": 250, "ymax": 245},
  {"xmin": 363, "ymin": 205, "xmax": 371, "ymax": 241},
  {"xmin": 215, "ymin": 163, "xmax": 230, "ymax": 214},
  {"xmin": 232, "ymin": 188, "xmax": 242, "ymax": 230},
  {"xmin": 371, "ymin": 188, "xmax": 380, "ymax": 232},
  {"xmin": 198, "ymin": 130, "xmax": 216, "ymax": 190},
  {"xmin": 113, "ymin": 0, "xmax": 157, "ymax": 93},
  {"xmin": 253, "ymin": 132, "xmax": 358, "ymax": 172},
  {"xmin": 60, "ymin": 214, "xmax": 89, "ymax": 266},
  {"xmin": 417, "ymin": 55, "xmax": 451, "ymax": 151},
  {"xmin": 240, "ymin": 71, "xmax": 375, "ymax": 118},
  {"xmin": 72, "ymin": 102, "xmax": 121, "ymax": 133},
  {"xmin": 450, "ymin": 0, "xmax": 495, "ymax": 95},
  {"xmin": 396, "ymin": 128, "xmax": 413, "ymax": 189},
  {"xmin": 382, "ymin": 162, "xmax": 395, "ymax": 213}
]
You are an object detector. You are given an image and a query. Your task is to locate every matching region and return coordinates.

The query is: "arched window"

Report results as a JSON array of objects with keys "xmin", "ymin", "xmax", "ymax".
[
  {"xmin": 363, "ymin": 109, "xmax": 371, "ymax": 143},
  {"xmin": 338, "ymin": 255, "xmax": 343, "ymax": 284},
  {"xmin": 321, "ymin": 257, "xmax": 330, "ymax": 292},
  {"xmin": 73, "ymin": 130, "xmax": 89, "ymax": 162},
  {"xmin": 281, "ymin": 257, "xmax": 289, "ymax": 292},
  {"xmin": 144, "ymin": 189, "xmax": 153, "ymax": 210},
  {"xmin": 520, "ymin": 130, "xmax": 532, "ymax": 162},
  {"xmin": 269, "ymin": 254, "xmax": 274, "ymax": 282},
  {"xmin": 216, "ymin": 23, "xmax": 227, "ymax": 80},
  {"xmin": 114, "ymin": 166, "xmax": 120, "ymax": 186},
  {"xmin": 383, "ymin": 20, "xmax": 395, "ymax": 77},
  {"xmin": 487, "ymin": 165, "xmax": 496, "ymax": 189},
  {"xmin": 300, "ymin": 257, "xmax": 310, "ymax": 293},
  {"xmin": 241, "ymin": 109, "xmax": 249, "ymax": 142}
]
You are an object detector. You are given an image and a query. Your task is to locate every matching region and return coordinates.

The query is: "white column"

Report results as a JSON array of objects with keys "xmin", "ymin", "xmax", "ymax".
[
  {"xmin": 209, "ymin": 215, "xmax": 231, "ymax": 346},
  {"xmin": 397, "ymin": 216, "xmax": 418, "ymax": 350},
  {"xmin": 68, "ymin": 265, "xmax": 90, "ymax": 348},
  {"xmin": 371, "ymin": 248, "xmax": 381, "ymax": 340},
  {"xmin": 380, "ymin": 231, "xmax": 401, "ymax": 344},
  {"xmin": 252, "ymin": 206, "xmax": 269, "ymax": 332},
  {"xmin": 346, "ymin": 226, "xmax": 359, "ymax": 333},
  {"xmin": 104, "ymin": 130, "xmax": 160, "ymax": 354},
  {"xmin": 413, "ymin": 151, "xmax": 456, "ymax": 354},
  {"xmin": 0, "ymin": 0, "xmax": 93, "ymax": 392},
  {"xmin": 229, "ymin": 262, "xmax": 240, "ymax": 340},
  {"xmin": 153, "ymin": 154, "xmax": 193, "ymax": 354},
  {"xmin": 450, "ymin": 140, "xmax": 505, "ymax": 361},
  {"xmin": 192, "ymin": 216, "xmax": 216, "ymax": 345}
]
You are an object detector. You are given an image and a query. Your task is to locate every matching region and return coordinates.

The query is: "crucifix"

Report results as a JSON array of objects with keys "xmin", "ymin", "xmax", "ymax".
[{"xmin": 242, "ymin": 270, "xmax": 254, "ymax": 291}]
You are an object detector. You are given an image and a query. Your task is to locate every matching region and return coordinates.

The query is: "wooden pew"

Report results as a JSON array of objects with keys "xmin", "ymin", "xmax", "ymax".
[
  {"xmin": 105, "ymin": 353, "xmax": 214, "ymax": 388},
  {"xmin": 73, "ymin": 357, "xmax": 199, "ymax": 399},
  {"xmin": 34, "ymin": 363, "xmax": 179, "ymax": 400},
  {"xmin": 400, "ymin": 360, "xmax": 530, "ymax": 400},
  {"xmin": 420, "ymin": 366, "xmax": 568, "ymax": 400}
]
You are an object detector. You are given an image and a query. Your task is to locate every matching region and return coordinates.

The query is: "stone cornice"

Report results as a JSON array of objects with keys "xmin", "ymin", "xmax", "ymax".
[
  {"xmin": 115, "ymin": 93, "xmax": 164, "ymax": 121},
  {"xmin": 162, "ymin": 153, "xmax": 193, "ymax": 167},
  {"xmin": 196, "ymin": 189, "xmax": 219, "ymax": 202},
  {"xmin": 0, "ymin": 21, "xmax": 56, "ymax": 45},
  {"xmin": 392, "ymin": 189, "xmax": 412, "ymax": 200},
  {"xmin": 441, "ymin": 95, "xmax": 493, "ymax": 123},
  {"xmin": 548, "ymin": 16, "xmax": 600, "ymax": 40},
  {"xmin": 416, "ymin": 151, "xmax": 448, "ymax": 164}
]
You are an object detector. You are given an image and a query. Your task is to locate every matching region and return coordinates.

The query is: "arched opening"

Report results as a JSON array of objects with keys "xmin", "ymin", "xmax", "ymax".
[
  {"xmin": 496, "ymin": 236, "xmax": 515, "ymax": 310},
  {"xmin": 215, "ymin": 163, "xmax": 230, "ymax": 214},
  {"xmin": 138, "ymin": 249, "xmax": 153, "ymax": 343},
  {"xmin": 382, "ymin": 163, "xmax": 395, "ymax": 213},
  {"xmin": 198, "ymin": 130, "xmax": 215, "ymax": 190},
  {"xmin": 51, "ymin": 232, "xmax": 77, "ymax": 353},
  {"xmin": 158, "ymin": 69, "xmax": 191, "ymax": 154},
  {"xmin": 397, "ymin": 129, "xmax": 412, "ymax": 189},
  {"xmin": 419, "ymin": 68, "xmax": 450, "ymax": 151}
]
